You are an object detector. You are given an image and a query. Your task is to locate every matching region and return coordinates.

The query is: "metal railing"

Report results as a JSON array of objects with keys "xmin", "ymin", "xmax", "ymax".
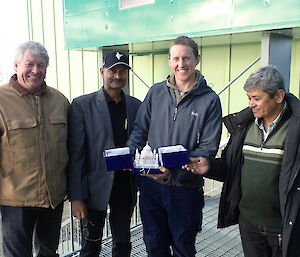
[
  {"xmin": 58, "ymin": 195, "xmax": 142, "ymax": 256},
  {"xmin": 59, "ymin": 56, "xmax": 261, "ymax": 256},
  {"xmin": 217, "ymin": 56, "xmax": 261, "ymax": 96}
]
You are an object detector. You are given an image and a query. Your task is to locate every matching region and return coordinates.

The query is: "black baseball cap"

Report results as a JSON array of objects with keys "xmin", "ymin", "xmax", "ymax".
[{"xmin": 103, "ymin": 51, "xmax": 131, "ymax": 69}]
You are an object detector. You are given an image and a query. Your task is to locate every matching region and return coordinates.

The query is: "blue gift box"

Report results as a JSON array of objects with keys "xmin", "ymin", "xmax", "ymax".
[
  {"xmin": 104, "ymin": 147, "xmax": 133, "ymax": 171},
  {"xmin": 158, "ymin": 145, "xmax": 189, "ymax": 168}
]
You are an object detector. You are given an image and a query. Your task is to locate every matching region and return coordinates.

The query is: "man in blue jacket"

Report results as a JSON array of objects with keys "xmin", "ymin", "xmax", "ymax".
[
  {"xmin": 185, "ymin": 66, "xmax": 300, "ymax": 257},
  {"xmin": 68, "ymin": 51, "xmax": 141, "ymax": 257},
  {"xmin": 128, "ymin": 36, "xmax": 222, "ymax": 257}
]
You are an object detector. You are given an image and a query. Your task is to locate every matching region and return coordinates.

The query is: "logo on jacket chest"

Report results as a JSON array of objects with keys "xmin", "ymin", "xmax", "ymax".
[
  {"xmin": 190, "ymin": 111, "xmax": 199, "ymax": 117},
  {"xmin": 59, "ymin": 128, "xmax": 65, "ymax": 136}
]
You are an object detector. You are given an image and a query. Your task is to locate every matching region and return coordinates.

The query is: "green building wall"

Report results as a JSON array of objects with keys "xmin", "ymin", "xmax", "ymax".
[{"xmin": 26, "ymin": 0, "xmax": 300, "ymax": 129}]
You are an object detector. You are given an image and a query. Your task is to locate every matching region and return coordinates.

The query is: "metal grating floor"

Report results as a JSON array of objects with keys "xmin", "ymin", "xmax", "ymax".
[{"xmin": 100, "ymin": 195, "xmax": 244, "ymax": 257}]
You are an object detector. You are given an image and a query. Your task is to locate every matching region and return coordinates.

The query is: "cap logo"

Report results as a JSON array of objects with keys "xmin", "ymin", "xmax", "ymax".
[{"xmin": 115, "ymin": 52, "xmax": 123, "ymax": 60}]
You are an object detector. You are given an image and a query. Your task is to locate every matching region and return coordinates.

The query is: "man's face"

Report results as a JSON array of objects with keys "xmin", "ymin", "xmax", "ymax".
[
  {"xmin": 168, "ymin": 44, "xmax": 199, "ymax": 87},
  {"xmin": 247, "ymin": 88, "xmax": 284, "ymax": 121},
  {"xmin": 101, "ymin": 64, "xmax": 128, "ymax": 91},
  {"xmin": 14, "ymin": 49, "xmax": 47, "ymax": 92}
]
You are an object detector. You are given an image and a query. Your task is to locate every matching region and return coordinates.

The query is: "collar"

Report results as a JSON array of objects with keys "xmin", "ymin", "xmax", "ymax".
[
  {"xmin": 9, "ymin": 74, "xmax": 47, "ymax": 96},
  {"xmin": 103, "ymin": 88, "xmax": 125, "ymax": 104},
  {"xmin": 255, "ymin": 102, "xmax": 287, "ymax": 141},
  {"xmin": 166, "ymin": 70, "xmax": 202, "ymax": 93}
]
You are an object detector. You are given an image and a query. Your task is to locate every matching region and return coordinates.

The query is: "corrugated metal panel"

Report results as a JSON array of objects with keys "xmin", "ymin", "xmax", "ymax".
[
  {"xmin": 229, "ymin": 42, "xmax": 261, "ymax": 113},
  {"xmin": 290, "ymin": 39, "xmax": 300, "ymax": 96},
  {"xmin": 27, "ymin": 0, "xmax": 101, "ymax": 101}
]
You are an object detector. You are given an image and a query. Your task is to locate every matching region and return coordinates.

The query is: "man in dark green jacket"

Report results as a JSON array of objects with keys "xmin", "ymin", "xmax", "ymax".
[{"xmin": 185, "ymin": 65, "xmax": 300, "ymax": 257}]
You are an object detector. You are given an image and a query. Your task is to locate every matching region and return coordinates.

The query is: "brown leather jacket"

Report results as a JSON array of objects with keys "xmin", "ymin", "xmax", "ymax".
[{"xmin": 0, "ymin": 76, "xmax": 69, "ymax": 208}]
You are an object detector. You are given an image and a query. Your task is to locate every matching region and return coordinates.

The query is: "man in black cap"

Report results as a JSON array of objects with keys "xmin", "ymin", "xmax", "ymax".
[{"xmin": 68, "ymin": 51, "xmax": 141, "ymax": 257}]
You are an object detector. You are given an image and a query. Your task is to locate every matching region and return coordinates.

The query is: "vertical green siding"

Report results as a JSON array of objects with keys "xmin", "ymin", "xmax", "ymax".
[
  {"xmin": 202, "ymin": 45, "xmax": 231, "ymax": 115},
  {"xmin": 290, "ymin": 39, "xmax": 300, "ymax": 96},
  {"xmin": 83, "ymin": 51, "xmax": 101, "ymax": 93},
  {"xmin": 201, "ymin": 44, "xmax": 231, "ymax": 140},
  {"xmin": 30, "ymin": 0, "xmax": 44, "ymax": 43},
  {"xmin": 229, "ymin": 43, "xmax": 261, "ymax": 113},
  {"xmin": 153, "ymin": 54, "xmax": 169, "ymax": 84},
  {"xmin": 131, "ymin": 55, "xmax": 152, "ymax": 101},
  {"xmin": 27, "ymin": 0, "xmax": 100, "ymax": 101},
  {"xmin": 69, "ymin": 50, "xmax": 84, "ymax": 99},
  {"xmin": 54, "ymin": 0, "xmax": 71, "ymax": 98}
]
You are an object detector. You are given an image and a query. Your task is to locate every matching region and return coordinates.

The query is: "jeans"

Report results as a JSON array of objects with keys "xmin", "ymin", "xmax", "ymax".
[
  {"xmin": 0, "ymin": 203, "xmax": 63, "ymax": 257},
  {"xmin": 239, "ymin": 216, "xmax": 282, "ymax": 257},
  {"xmin": 139, "ymin": 176, "xmax": 204, "ymax": 257}
]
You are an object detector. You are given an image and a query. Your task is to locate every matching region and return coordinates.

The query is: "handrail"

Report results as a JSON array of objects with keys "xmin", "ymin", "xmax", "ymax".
[
  {"xmin": 130, "ymin": 56, "xmax": 261, "ymax": 93},
  {"xmin": 130, "ymin": 69, "xmax": 150, "ymax": 88},
  {"xmin": 217, "ymin": 56, "xmax": 261, "ymax": 96}
]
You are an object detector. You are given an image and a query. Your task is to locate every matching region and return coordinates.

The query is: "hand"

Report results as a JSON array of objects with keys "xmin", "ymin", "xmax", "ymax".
[
  {"xmin": 183, "ymin": 157, "xmax": 209, "ymax": 175},
  {"xmin": 142, "ymin": 166, "xmax": 170, "ymax": 180},
  {"xmin": 71, "ymin": 200, "xmax": 88, "ymax": 220}
]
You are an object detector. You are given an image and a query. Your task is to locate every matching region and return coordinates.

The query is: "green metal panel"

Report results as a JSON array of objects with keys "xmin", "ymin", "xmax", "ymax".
[
  {"xmin": 54, "ymin": 0, "xmax": 72, "ymax": 99},
  {"xmin": 153, "ymin": 53, "xmax": 169, "ymax": 83},
  {"xmin": 69, "ymin": 50, "xmax": 85, "ymax": 99},
  {"xmin": 131, "ymin": 55, "xmax": 153, "ymax": 100},
  {"xmin": 30, "ymin": 0, "xmax": 45, "ymax": 43},
  {"xmin": 229, "ymin": 43, "xmax": 261, "ymax": 114},
  {"xmin": 290, "ymin": 39, "xmax": 300, "ymax": 97},
  {"xmin": 83, "ymin": 51, "xmax": 100, "ymax": 94},
  {"xmin": 63, "ymin": 0, "xmax": 300, "ymax": 49},
  {"xmin": 201, "ymin": 44, "xmax": 230, "ymax": 140}
]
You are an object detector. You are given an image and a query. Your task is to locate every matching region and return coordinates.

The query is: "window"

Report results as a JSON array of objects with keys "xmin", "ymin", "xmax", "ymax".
[{"xmin": 120, "ymin": 0, "xmax": 154, "ymax": 9}]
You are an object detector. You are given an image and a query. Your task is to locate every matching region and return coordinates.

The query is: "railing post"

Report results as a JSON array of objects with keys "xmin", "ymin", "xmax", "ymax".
[{"xmin": 69, "ymin": 202, "xmax": 75, "ymax": 252}]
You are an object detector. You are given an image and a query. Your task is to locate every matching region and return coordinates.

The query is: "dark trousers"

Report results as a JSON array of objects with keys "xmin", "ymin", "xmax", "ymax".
[
  {"xmin": 0, "ymin": 203, "xmax": 63, "ymax": 257},
  {"xmin": 80, "ymin": 172, "xmax": 134, "ymax": 257},
  {"xmin": 139, "ymin": 176, "xmax": 204, "ymax": 257},
  {"xmin": 239, "ymin": 216, "xmax": 282, "ymax": 257}
]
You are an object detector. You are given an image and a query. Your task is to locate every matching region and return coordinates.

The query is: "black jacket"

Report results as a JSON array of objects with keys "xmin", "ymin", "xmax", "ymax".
[{"xmin": 207, "ymin": 93, "xmax": 300, "ymax": 257}]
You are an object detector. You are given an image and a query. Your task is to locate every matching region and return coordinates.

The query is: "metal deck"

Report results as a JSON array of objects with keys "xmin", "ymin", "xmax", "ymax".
[{"xmin": 100, "ymin": 195, "xmax": 244, "ymax": 257}]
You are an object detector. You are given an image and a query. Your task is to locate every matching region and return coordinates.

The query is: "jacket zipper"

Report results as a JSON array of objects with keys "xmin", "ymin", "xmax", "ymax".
[
  {"xmin": 173, "ymin": 107, "xmax": 178, "ymax": 121},
  {"xmin": 34, "ymin": 95, "xmax": 53, "ymax": 208}
]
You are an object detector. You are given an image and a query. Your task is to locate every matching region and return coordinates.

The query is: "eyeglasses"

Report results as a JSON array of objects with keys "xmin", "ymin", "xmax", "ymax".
[{"xmin": 81, "ymin": 219, "xmax": 102, "ymax": 242}]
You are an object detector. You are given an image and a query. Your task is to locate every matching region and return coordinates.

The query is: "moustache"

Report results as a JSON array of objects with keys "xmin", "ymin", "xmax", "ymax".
[{"xmin": 111, "ymin": 78, "xmax": 125, "ymax": 83}]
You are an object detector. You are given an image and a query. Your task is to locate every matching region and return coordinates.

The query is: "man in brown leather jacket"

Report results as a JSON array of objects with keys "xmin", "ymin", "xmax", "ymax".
[{"xmin": 0, "ymin": 41, "xmax": 69, "ymax": 257}]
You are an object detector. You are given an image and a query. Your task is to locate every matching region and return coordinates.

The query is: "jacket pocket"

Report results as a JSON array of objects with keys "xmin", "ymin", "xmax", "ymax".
[
  {"xmin": 7, "ymin": 119, "xmax": 37, "ymax": 147},
  {"xmin": 49, "ymin": 115, "xmax": 68, "ymax": 164},
  {"xmin": 49, "ymin": 115, "xmax": 67, "ymax": 138}
]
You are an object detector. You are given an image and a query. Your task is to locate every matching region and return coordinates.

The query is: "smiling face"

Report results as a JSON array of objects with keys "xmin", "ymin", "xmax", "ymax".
[
  {"xmin": 247, "ymin": 88, "xmax": 285, "ymax": 123},
  {"xmin": 168, "ymin": 44, "xmax": 200, "ymax": 90},
  {"xmin": 14, "ymin": 49, "xmax": 47, "ymax": 93}
]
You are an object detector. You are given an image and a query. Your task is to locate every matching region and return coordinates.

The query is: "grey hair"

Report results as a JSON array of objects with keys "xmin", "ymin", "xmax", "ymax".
[
  {"xmin": 244, "ymin": 65, "xmax": 285, "ymax": 95},
  {"xmin": 14, "ymin": 41, "xmax": 49, "ymax": 67}
]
